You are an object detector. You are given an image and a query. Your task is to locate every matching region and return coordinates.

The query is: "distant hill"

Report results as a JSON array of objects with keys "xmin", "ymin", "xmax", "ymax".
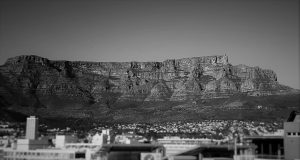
[{"xmin": 0, "ymin": 55, "xmax": 299, "ymax": 124}]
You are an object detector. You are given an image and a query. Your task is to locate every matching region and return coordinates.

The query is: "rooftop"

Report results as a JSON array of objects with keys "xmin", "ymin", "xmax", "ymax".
[
  {"xmin": 100, "ymin": 144, "xmax": 164, "ymax": 152},
  {"xmin": 243, "ymin": 135, "xmax": 283, "ymax": 140},
  {"xmin": 287, "ymin": 111, "xmax": 300, "ymax": 122}
]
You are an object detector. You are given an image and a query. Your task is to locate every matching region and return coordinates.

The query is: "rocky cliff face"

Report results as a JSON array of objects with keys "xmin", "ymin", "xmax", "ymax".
[{"xmin": 0, "ymin": 55, "xmax": 297, "ymax": 121}]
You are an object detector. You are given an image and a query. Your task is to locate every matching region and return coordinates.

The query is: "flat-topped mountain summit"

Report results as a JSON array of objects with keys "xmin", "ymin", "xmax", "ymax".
[{"xmin": 0, "ymin": 55, "xmax": 299, "ymax": 123}]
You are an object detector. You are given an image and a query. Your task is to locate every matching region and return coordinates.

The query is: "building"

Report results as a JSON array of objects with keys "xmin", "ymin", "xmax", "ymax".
[
  {"xmin": 92, "ymin": 130, "xmax": 111, "ymax": 145},
  {"xmin": 92, "ymin": 133, "xmax": 107, "ymax": 145},
  {"xmin": 3, "ymin": 116, "xmax": 121, "ymax": 160},
  {"xmin": 0, "ymin": 147, "xmax": 4, "ymax": 160},
  {"xmin": 243, "ymin": 135, "xmax": 284, "ymax": 159},
  {"xmin": 3, "ymin": 147, "xmax": 89, "ymax": 160},
  {"xmin": 164, "ymin": 144, "xmax": 255, "ymax": 160},
  {"xmin": 0, "ymin": 116, "xmax": 116, "ymax": 160},
  {"xmin": 16, "ymin": 138, "xmax": 49, "ymax": 150},
  {"xmin": 114, "ymin": 133, "xmax": 146, "ymax": 144},
  {"xmin": 97, "ymin": 144, "xmax": 165, "ymax": 160},
  {"xmin": 55, "ymin": 135, "xmax": 78, "ymax": 148},
  {"xmin": 3, "ymin": 136, "xmax": 99, "ymax": 160},
  {"xmin": 241, "ymin": 111, "xmax": 300, "ymax": 160},
  {"xmin": 102, "ymin": 129, "xmax": 111, "ymax": 144},
  {"xmin": 2, "ymin": 116, "xmax": 115, "ymax": 160},
  {"xmin": 25, "ymin": 116, "xmax": 38, "ymax": 140},
  {"xmin": 284, "ymin": 111, "xmax": 300, "ymax": 160},
  {"xmin": 157, "ymin": 136, "xmax": 213, "ymax": 156},
  {"xmin": 3, "ymin": 143, "xmax": 164, "ymax": 160}
]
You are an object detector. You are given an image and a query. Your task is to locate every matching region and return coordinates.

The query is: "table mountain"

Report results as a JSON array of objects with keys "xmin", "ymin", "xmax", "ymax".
[{"xmin": 0, "ymin": 55, "xmax": 299, "ymax": 123}]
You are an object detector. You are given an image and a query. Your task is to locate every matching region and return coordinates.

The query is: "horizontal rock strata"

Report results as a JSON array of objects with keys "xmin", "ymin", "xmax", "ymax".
[{"xmin": 0, "ymin": 55, "xmax": 291, "ymax": 103}]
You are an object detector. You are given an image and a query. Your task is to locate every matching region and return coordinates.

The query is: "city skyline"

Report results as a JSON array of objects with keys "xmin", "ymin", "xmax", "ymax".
[{"xmin": 0, "ymin": 0, "xmax": 299, "ymax": 89}]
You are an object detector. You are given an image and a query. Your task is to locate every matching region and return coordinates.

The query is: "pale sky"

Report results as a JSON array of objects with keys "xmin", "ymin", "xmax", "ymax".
[{"xmin": 0, "ymin": 0, "xmax": 299, "ymax": 89}]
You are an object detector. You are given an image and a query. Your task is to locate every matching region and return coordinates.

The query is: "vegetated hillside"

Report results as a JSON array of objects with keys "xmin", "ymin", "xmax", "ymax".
[{"xmin": 0, "ymin": 55, "xmax": 299, "ymax": 124}]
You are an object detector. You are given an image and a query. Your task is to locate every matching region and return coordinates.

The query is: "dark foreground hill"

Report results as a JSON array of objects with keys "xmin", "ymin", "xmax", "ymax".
[{"xmin": 0, "ymin": 55, "xmax": 299, "ymax": 124}]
